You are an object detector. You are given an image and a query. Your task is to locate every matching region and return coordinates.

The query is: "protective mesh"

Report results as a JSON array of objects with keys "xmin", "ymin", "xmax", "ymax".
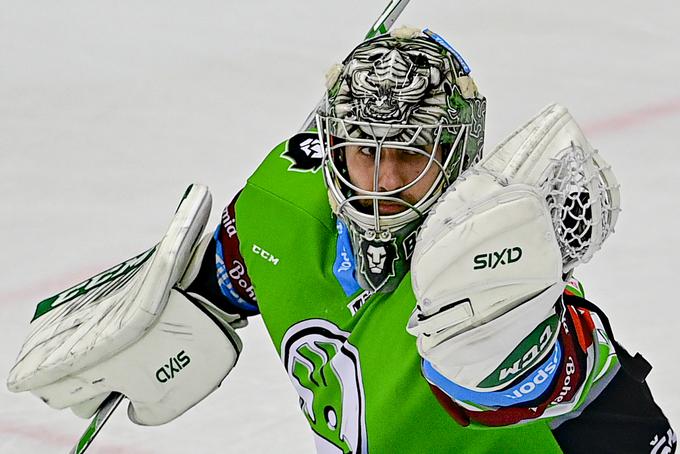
[{"xmin": 540, "ymin": 143, "xmax": 620, "ymax": 272}]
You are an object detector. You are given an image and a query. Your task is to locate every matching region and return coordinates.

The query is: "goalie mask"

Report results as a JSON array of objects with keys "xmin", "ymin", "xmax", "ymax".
[{"xmin": 317, "ymin": 27, "xmax": 487, "ymax": 293}]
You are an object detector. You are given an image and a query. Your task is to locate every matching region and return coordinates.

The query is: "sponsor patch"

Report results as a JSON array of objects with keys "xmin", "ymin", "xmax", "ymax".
[
  {"xmin": 333, "ymin": 220, "xmax": 361, "ymax": 296},
  {"xmin": 436, "ymin": 304, "xmax": 589, "ymax": 427},
  {"xmin": 214, "ymin": 195, "xmax": 258, "ymax": 312},
  {"xmin": 423, "ymin": 343, "xmax": 562, "ymax": 408},
  {"xmin": 281, "ymin": 133, "xmax": 324, "ymax": 173},
  {"xmin": 479, "ymin": 314, "xmax": 560, "ymax": 388}
]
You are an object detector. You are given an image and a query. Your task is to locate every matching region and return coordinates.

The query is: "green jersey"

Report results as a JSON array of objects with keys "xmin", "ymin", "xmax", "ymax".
[
  {"xmin": 207, "ymin": 133, "xmax": 673, "ymax": 453},
  {"xmin": 216, "ymin": 134, "xmax": 560, "ymax": 453}
]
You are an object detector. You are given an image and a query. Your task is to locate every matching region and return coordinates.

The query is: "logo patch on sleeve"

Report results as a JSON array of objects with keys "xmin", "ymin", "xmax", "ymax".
[
  {"xmin": 281, "ymin": 133, "xmax": 323, "ymax": 173},
  {"xmin": 333, "ymin": 220, "xmax": 361, "ymax": 296}
]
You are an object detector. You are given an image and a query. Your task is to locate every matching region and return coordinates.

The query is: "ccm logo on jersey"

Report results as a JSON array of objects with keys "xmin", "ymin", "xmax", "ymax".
[
  {"xmin": 155, "ymin": 350, "xmax": 191, "ymax": 383},
  {"xmin": 473, "ymin": 247, "xmax": 522, "ymax": 270},
  {"xmin": 252, "ymin": 244, "xmax": 279, "ymax": 265}
]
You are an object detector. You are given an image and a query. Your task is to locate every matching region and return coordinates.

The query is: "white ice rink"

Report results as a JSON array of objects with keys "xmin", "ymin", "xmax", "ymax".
[{"xmin": 1, "ymin": 1, "xmax": 679, "ymax": 452}]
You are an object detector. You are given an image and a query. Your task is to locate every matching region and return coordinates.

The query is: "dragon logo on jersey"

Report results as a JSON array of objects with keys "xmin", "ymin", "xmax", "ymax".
[
  {"xmin": 281, "ymin": 133, "xmax": 324, "ymax": 173},
  {"xmin": 281, "ymin": 320, "xmax": 368, "ymax": 454}
]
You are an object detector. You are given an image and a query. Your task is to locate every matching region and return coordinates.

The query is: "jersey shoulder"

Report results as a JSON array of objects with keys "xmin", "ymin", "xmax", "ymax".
[
  {"xmin": 245, "ymin": 132, "xmax": 330, "ymax": 222},
  {"xmin": 197, "ymin": 132, "xmax": 333, "ymax": 317}
]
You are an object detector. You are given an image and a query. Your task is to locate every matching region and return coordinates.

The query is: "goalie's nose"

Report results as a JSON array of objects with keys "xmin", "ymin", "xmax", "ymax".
[{"xmin": 376, "ymin": 150, "xmax": 407, "ymax": 192}]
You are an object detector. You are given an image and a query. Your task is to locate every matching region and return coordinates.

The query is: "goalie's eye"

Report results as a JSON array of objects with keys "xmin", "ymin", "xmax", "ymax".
[
  {"xmin": 358, "ymin": 146, "xmax": 375, "ymax": 157},
  {"xmin": 353, "ymin": 146, "xmax": 426, "ymax": 158}
]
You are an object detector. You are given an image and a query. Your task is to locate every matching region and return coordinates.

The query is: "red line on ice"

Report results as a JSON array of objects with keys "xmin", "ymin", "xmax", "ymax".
[
  {"xmin": 2, "ymin": 100, "xmax": 679, "ymax": 308},
  {"xmin": 584, "ymin": 97, "xmax": 680, "ymax": 136},
  {"xmin": 0, "ymin": 418, "xmax": 152, "ymax": 454},
  {"xmin": 0, "ymin": 265, "xmax": 103, "ymax": 307}
]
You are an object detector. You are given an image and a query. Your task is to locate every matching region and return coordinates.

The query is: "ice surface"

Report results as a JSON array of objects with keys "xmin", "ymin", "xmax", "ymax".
[{"xmin": 1, "ymin": 0, "xmax": 678, "ymax": 452}]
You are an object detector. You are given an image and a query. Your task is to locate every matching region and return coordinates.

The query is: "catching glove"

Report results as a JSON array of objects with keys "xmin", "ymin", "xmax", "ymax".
[{"xmin": 407, "ymin": 104, "xmax": 620, "ymax": 392}]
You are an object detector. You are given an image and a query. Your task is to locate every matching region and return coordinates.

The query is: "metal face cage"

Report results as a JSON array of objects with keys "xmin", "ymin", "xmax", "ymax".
[{"xmin": 317, "ymin": 114, "xmax": 471, "ymax": 237}]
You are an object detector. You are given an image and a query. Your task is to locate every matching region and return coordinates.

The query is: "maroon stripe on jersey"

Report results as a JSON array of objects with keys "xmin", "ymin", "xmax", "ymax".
[
  {"xmin": 428, "ymin": 383, "xmax": 471, "ymax": 427},
  {"xmin": 218, "ymin": 192, "xmax": 258, "ymax": 307}
]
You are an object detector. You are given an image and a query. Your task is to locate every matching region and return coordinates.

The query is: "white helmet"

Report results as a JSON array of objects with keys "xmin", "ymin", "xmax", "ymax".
[{"xmin": 317, "ymin": 28, "xmax": 487, "ymax": 292}]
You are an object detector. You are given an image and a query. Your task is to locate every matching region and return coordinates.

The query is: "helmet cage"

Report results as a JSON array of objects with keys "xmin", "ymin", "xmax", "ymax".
[
  {"xmin": 314, "ymin": 29, "xmax": 486, "ymax": 292},
  {"xmin": 318, "ymin": 114, "xmax": 470, "ymax": 235}
]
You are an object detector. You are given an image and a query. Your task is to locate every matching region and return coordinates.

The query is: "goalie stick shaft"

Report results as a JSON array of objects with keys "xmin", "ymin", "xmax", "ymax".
[
  {"xmin": 68, "ymin": 392, "xmax": 124, "ymax": 454},
  {"xmin": 299, "ymin": 0, "xmax": 412, "ymax": 131},
  {"xmin": 67, "ymin": 2, "xmax": 411, "ymax": 452},
  {"xmin": 365, "ymin": 0, "xmax": 412, "ymax": 40}
]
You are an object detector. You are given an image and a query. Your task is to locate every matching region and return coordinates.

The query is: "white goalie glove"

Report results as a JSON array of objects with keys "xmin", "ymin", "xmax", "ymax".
[
  {"xmin": 7, "ymin": 184, "xmax": 242, "ymax": 425},
  {"xmin": 407, "ymin": 103, "xmax": 620, "ymax": 391}
]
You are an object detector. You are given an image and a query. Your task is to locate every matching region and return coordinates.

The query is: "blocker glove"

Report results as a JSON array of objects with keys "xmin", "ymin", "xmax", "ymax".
[{"xmin": 7, "ymin": 185, "xmax": 242, "ymax": 425}]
